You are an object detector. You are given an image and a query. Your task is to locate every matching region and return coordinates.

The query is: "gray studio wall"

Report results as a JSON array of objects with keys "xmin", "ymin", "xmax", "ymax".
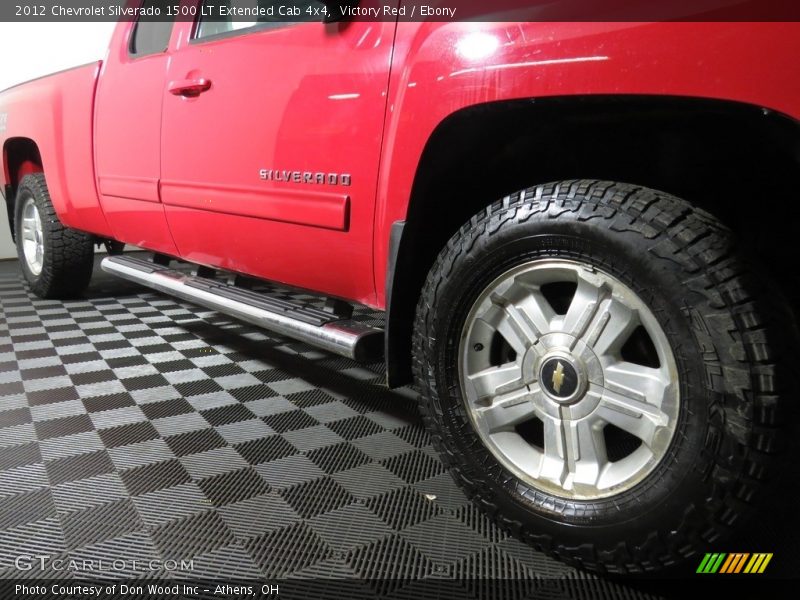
[{"xmin": 0, "ymin": 23, "xmax": 116, "ymax": 259}]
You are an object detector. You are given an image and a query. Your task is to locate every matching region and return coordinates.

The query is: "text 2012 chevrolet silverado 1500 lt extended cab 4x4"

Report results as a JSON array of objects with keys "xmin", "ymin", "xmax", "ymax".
[{"xmin": 2, "ymin": 0, "xmax": 799, "ymax": 575}]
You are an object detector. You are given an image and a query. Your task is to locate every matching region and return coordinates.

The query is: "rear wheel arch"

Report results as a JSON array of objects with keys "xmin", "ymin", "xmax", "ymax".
[
  {"xmin": 385, "ymin": 95, "xmax": 800, "ymax": 387},
  {"xmin": 3, "ymin": 137, "xmax": 44, "ymax": 243}
]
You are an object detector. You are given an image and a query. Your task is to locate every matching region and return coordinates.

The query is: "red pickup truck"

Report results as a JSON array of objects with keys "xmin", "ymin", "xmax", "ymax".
[{"xmin": 2, "ymin": 2, "xmax": 798, "ymax": 575}]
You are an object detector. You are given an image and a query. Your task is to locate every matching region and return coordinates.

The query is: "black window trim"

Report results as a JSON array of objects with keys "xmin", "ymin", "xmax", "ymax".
[
  {"xmin": 189, "ymin": 20, "xmax": 297, "ymax": 45},
  {"xmin": 189, "ymin": 2, "xmax": 323, "ymax": 45},
  {"xmin": 128, "ymin": 11, "xmax": 176, "ymax": 59}
]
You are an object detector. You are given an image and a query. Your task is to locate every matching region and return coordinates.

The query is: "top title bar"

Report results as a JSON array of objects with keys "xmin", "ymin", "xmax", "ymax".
[{"xmin": 3, "ymin": 0, "xmax": 800, "ymax": 22}]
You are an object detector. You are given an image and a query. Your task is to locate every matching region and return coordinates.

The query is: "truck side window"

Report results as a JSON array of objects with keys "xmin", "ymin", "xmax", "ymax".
[
  {"xmin": 194, "ymin": 0, "xmax": 325, "ymax": 41},
  {"xmin": 130, "ymin": 0, "xmax": 175, "ymax": 56}
]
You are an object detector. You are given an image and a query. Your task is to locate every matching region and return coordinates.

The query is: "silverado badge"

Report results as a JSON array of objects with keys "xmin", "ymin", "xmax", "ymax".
[{"xmin": 260, "ymin": 169, "xmax": 351, "ymax": 187}]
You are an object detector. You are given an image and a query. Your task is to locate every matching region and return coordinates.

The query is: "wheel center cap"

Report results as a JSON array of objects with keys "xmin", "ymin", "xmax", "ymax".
[{"xmin": 539, "ymin": 354, "xmax": 585, "ymax": 404}]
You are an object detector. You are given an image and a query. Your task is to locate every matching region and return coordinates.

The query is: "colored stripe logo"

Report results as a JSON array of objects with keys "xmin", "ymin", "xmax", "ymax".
[{"xmin": 696, "ymin": 553, "xmax": 773, "ymax": 574}]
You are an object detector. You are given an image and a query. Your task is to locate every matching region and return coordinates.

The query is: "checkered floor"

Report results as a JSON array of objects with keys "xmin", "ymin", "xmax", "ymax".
[{"xmin": 0, "ymin": 255, "xmax": 789, "ymax": 596}]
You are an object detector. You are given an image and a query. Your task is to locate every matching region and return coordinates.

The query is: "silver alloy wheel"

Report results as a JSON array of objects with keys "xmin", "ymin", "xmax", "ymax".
[
  {"xmin": 459, "ymin": 259, "xmax": 679, "ymax": 500},
  {"xmin": 21, "ymin": 197, "xmax": 44, "ymax": 277}
]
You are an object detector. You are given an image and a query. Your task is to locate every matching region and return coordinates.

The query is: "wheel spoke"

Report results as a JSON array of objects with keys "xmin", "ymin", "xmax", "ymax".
[
  {"xmin": 562, "ymin": 273, "xmax": 607, "ymax": 340},
  {"xmin": 474, "ymin": 389, "xmax": 536, "ymax": 434},
  {"xmin": 514, "ymin": 282, "xmax": 556, "ymax": 336},
  {"xmin": 567, "ymin": 418, "xmax": 608, "ymax": 487},
  {"xmin": 22, "ymin": 241, "xmax": 35, "ymax": 260},
  {"xmin": 22, "ymin": 217, "xmax": 36, "ymax": 242},
  {"xmin": 605, "ymin": 361, "xmax": 671, "ymax": 407},
  {"xmin": 597, "ymin": 386, "xmax": 669, "ymax": 448},
  {"xmin": 481, "ymin": 294, "xmax": 541, "ymax": 355},
  {"xmin": 540, "ymin": 414, "xmax": 567, "ymax": 483},
  {"xmin": 467, "ymin": 362, "xmax": 525, "ymax": 400},
  {"xmin": 585, "ymin": 297, "xmax": 639, "ymax": 357},
  {"xmin": 540, "ymin": 412, "xmax": 608, "ymax": 488}
]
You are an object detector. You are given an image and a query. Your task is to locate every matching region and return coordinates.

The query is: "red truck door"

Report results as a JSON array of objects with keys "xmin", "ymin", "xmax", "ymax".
[
  {"xmin": 160, "ymin": 1, "xmax": 397, "ymax": 306},
  {"xmin": 94, "ymin": 2, "xmax": 180, "ymax": 255}
]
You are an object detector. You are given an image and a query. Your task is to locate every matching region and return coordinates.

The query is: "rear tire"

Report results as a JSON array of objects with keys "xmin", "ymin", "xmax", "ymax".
[
  {"xmin": 14, "ymin": 173, "xmax": 94, "ymax": 299},
  {"xmin": 412, "ymin": 180, "xmax": 789, "ymax": 574}
]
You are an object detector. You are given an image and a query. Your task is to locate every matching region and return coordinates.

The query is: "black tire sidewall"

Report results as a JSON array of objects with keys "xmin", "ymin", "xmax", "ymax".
[{"xmin": 423, "ymin": 201, "xmax": 716, "ymax": 547}]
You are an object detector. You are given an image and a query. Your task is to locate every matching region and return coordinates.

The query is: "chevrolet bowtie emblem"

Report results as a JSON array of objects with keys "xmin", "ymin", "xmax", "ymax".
[{"xmin": 552, "ymin": 361, "xmax": 565, "ymax": 395}]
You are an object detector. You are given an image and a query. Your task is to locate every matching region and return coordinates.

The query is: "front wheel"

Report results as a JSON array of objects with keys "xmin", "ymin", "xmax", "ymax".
[
  {"xmin": 14, "ymin": 173, "xmax": 94, "ymax": 299},
  {"xmin": 413, "ymin": 180, "xmax": 787, "ymax": 574}
]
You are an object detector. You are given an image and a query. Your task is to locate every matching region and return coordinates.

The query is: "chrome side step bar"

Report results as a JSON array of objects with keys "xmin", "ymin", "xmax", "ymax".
[{"xmin": 101, "ymin": 256, "xmax": 383, "ymax": 362}]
